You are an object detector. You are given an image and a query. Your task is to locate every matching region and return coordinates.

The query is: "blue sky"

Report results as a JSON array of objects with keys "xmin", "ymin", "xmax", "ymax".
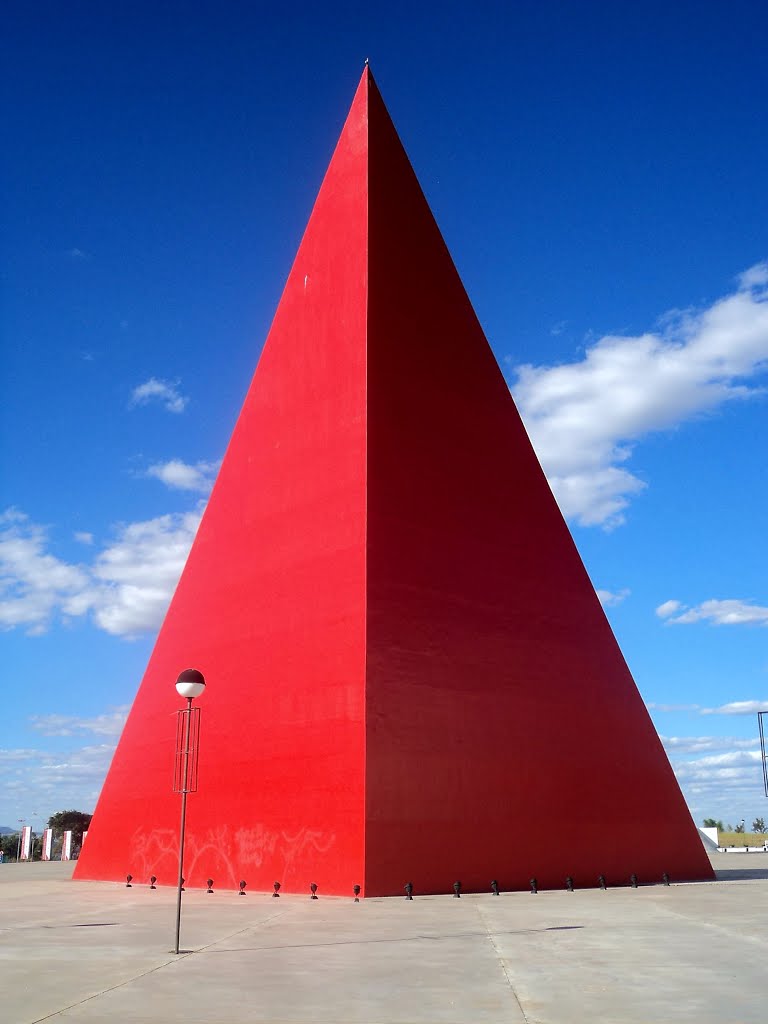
[{"xmin": 2, "ymin": 2, "xmax": 768, "ymax": 834}]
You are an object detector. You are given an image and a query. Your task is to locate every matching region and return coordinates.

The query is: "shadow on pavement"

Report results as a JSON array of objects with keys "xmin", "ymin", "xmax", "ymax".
[{"xmin": 714, "ymin": 865, "xmax": 768, "ymax": 881}]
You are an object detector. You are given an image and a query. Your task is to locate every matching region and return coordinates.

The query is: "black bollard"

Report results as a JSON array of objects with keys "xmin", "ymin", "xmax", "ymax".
[
  {"xmin": 404, "ymin": 881, "xmax": 414, "ymax": 900},
  {"xmin": 530, "ymin": 877, "xmax": 538, "ymax": 894},
  {"xmin": 149, "ymin": 875, "xmax": 157, "ymax": 890},
  {"xmin": 310, "ymin": 882, "xmax": 318, "ymax": 899},
  {"xmin": 630, "ymin": 874, "xmax": 638, "ymax": 888},
  {"xmin": 598, "ymin": 875, "xmax": 607, "ymax": 890},
  {"xmin": 490, "ymin": 879, "xmax": 500, "ymax": 896},
  {"xmin": 126, "ymin": 874, "xmax": 132, "ymax": 887},
  {"xmin": 453, "ymin": 881, "xmax": 461, "ymax": 898},
  {"xmin": 565, "ymin": 876, "xmax": 574, "ymax": 892},
  {"xmin": 353, "ymin": 884, "xmax": 361, "ymax": 902},
  {"xmin": 238, "ymin": 880, "xmax": 247, "ymax": 896},
  {"xmin": 206, "ymin": 878, "xmax": 214, "ymax": 893},
  {"xmin": 662, "ymin": 872, "xmax": 670, "ymax": 886},
  {"xmin": 273, "ymin": 881, "xmax": 281, "ymax": 897}
]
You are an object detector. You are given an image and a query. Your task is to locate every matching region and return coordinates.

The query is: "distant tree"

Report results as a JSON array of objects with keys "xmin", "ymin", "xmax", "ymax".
[
  {"xmin": 734, "ymin": 822, "xmax": 745, "ymax": 834},
  {"xmin": 0, "ymin": 833, "xmax": 19, "ymax": 860},
  {"xmin": 752, "ymin": 817, "xmax": 766, "ymax": 834},
  {"xmin": 47, "ymin": 810, "xmax": 92, "ymax": 846},
  {"xmin": 1, "ymin": 831, "xmax": 47, "ymax": 861},
  {"xmin": 702, "ymin": 818, "xmax": 724, "ymax": 830}
]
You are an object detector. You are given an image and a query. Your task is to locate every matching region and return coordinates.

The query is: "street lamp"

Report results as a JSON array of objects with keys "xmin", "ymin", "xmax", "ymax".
[
  {"xmin": 29, "ymin": 812, "xmax": 37, "ymax": 862},
  {"xmin": 173, "ymin": 668, "xmax": 206, "ymax": 955}
]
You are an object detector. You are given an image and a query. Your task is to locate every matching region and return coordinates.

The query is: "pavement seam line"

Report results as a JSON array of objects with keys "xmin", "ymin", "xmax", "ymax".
[
  {"xmin": 649, "ymin": 897, "xmax": 768, "ymax": 950},
  {"xmin": 475, "ymin": 904, "xmax": 531, "ymax": 1024},
  {"xmin": 27, "ymin": 907, "xmax": 294, "ymax": 1022},
  {"xmin": 191, "ymin": 906, "xmax": 293, "ymax": 953},
  {"xmin": 28, "ymin": 955, "xmax": 188, "ymax": 1023}
]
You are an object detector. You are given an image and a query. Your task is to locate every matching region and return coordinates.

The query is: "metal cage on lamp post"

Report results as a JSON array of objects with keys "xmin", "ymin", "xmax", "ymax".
[
  {"xmin": 173, "ymin": 705, "xmax": 202, "ymax": 795},
  {"xmin": 172, "ymin": 669, "xmax": 205, "ymax": 955}
]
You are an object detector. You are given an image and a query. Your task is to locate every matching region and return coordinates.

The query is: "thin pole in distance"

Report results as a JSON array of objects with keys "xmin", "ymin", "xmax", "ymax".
[{"xmin": 173, "ymin": 669, "xmax": 206, "ymax": 954}]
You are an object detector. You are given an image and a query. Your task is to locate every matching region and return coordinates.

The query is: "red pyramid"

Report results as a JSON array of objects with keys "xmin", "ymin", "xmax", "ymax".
[{"xmin": 76, "ymin": 69, "xmax": 713, "ymax": 895}]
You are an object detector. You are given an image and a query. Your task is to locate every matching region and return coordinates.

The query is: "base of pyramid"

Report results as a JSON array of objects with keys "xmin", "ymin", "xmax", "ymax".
[{"xmin": 75, "ymin": 819, "xmax": 714, "ymax": 896}]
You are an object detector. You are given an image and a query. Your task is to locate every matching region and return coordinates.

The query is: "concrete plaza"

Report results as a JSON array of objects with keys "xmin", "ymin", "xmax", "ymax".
[{"xmin": 1, "ymin": 852, "xmax": 765, "ymax": 1023}]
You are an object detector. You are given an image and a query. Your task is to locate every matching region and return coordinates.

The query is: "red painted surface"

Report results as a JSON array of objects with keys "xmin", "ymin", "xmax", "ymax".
[
  {"xmin": 76, "ymin": 69, "xmax": 713, "ymax": 896},
  {"xmin": 75, "ymin": 72, "xmax": 370, "ymax": 896}
]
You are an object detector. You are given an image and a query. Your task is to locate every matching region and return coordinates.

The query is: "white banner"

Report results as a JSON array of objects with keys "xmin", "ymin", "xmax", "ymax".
[
  {"xmin": 41, "ymin": 828, "xmax": 53, "ymax": 861},
  {"xmin": 81, "ymin": 830, "xmax": 88, "ymax": 845},
  {"xmin": 61, "ymin": 830, "xmax": 72, "ymax": 861},
  {"xmin": 20, "ymin": 825, "xmax": 32, "ymax": 860}
]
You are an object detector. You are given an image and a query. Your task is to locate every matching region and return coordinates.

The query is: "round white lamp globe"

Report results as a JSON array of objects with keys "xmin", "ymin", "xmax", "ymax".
[{"xmin": 175, "ymin": 669, "xmax": 206, "ymax": 699}]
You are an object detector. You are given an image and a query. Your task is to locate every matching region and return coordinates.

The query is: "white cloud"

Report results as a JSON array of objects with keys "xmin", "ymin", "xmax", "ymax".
[
  {"xmin": 0, "ymin": 510, "xmax": 91, "ymax": 635},
  {"xmin": 662, "ymin": 738, "xmax": 767, "ymax": 820},
  {"xmin": 660, "ymin": 598, "xmax": 768, "ymax": 627},
  {"xmin": 40, "ymin": 743, "xmax": 116, "ymax": 787},
  {"xmin": 655, "ymin": 599, "xmax": 682, "ymax": 619},
  {"xmin": 646, "ymin": 702, "xmax": 702, "ymax": 712},
  {"xmin": 596, "ymin": 587, "xmax": 629, "ymax": 607},
  {"xmin": 648, "ymin": 699, "xmax": 768, "ymax": 716},
  {"xmin": 0, "ymin": 741, "xmax": 117, "ymax": 825},
  {"xmin": 0, "ymin": 748, "xmax": 42, "ymax": 764},
  {"xmin": 739, "ymin": 263, "xmax": 768, "ymax": 289},
  {"xmin": 91, "ymin": 510, "xmax": 202, "ymax": 636},
  {"xmin": 74, "ymin": 531, "xmax": 94, "ymax": 545},
  {"xmin": 130, "ymin": 377, "xmax": 188, "ymax": 414},
  {"xmin": 660, "ymin": 735, "xmax": 758, "ymax": 754},
  {"xmin": 511, "ymin": 262, "xmax": 768, "ymax": 527},
  {"xmin": 672, "ymin": 749, "xmax": 762, "ymax": 778},
  {"xmin": 0, "ymin": 506, "xmax": 201, "ymax": 639},
  {"xmin": 701, "ymin": 700, "xmax": 768, "ymax": 716},
  {"xmin": 146, "ymin": 458, "xmax": 220, "ymax": 493},
  {"xmin": 29, "ymin": 706, "xmax": 130, "ymax": 738}
]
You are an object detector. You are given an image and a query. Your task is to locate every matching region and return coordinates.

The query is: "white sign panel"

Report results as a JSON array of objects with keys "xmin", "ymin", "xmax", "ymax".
[
  {"xmin": 20, "ymin": 825, "xmax": 32, "ymax": 860},
  {"xmin": 41, "ymin": 828, "xmax": 53, "ymax": 860},
  {"xmin": 61, "ymin": 830, "xmax": 72, "ymax": 861}
]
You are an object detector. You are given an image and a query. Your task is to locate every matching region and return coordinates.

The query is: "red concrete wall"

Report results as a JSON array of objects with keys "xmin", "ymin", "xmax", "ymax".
[
  {"xmin": 75, "ymin": 74, "xmax": 370, "ymax": 895},
  {"xmin": 76, "ymin": 68, "xmax": 713, "ymax": 896},
  {"xmin": 363, "ymin": 74, "xmax": 712, "ymax": 893}
]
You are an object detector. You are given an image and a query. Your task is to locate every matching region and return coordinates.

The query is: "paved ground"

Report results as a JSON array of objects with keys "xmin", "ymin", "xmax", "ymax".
[{"xmin": 1, "ymin": 853, "xmax": 766, "ymax": 1023}]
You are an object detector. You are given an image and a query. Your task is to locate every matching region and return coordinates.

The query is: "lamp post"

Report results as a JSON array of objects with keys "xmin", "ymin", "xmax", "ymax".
[
  {"xmin": 29, "ymin": 813, "xmax": 37, "ymax": 861},
  {"xmin": 173, "ymin": 668, "xmax": 205, "ymax": 955}
]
